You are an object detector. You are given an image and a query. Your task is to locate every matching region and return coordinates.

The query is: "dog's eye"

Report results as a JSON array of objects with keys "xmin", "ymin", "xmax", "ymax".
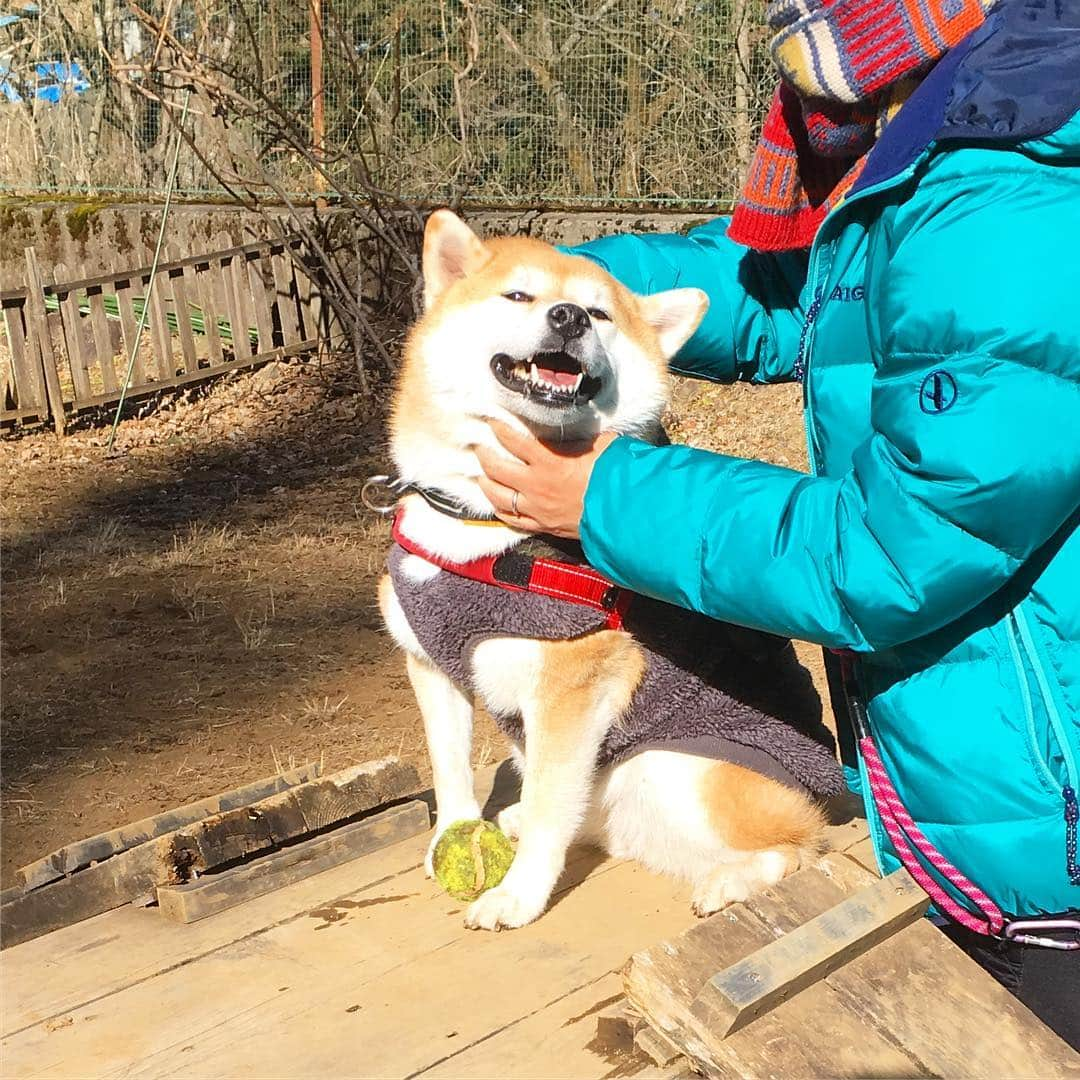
[
  {"xmin": 502, "ymin": 291, "xmax": 534, "ymax": 303},
  {"xmin": 587, "ymin": 307, "xmax": 611, "ymax": 322}
]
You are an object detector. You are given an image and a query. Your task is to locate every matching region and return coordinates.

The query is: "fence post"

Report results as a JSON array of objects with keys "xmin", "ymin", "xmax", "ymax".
[
  {"xmin": 733, "ymin": 0, "xmax": 754, "ymax": 182},
  {"xmin": 23, "ymin": 247, "xmax": 65, "ymax": 436}
]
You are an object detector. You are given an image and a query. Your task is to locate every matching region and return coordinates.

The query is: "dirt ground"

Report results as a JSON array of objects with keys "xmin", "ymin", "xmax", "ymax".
[{"xmin": 0, "ymin": 352, "xmax": 821, "ymax": 887}]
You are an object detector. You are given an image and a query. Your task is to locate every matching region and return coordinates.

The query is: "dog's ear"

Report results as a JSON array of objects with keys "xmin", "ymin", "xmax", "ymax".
[
  {"xmin": 637, "ymin": 288, "xmax": 709, "ymax": 359},
  {"xmin": 422, "ymin": 210, "xmax": 490, "ymax": 309}
]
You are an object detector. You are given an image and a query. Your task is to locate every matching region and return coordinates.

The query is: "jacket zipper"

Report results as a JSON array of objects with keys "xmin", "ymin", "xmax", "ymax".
[
  {"xmin": 793, "ymin": 288, "xmax": 823, "ymax": 385},
  {"xmin": 1009, "ymin": 606, "xmax": 1080, "ymax": 885},
  {"xmin": 795, "ymin": 266, "xmax": 824, "ymax": 475},
  {"xmin": 815, "ymin": 161, "xmax": 1080, "ymax": 890}
]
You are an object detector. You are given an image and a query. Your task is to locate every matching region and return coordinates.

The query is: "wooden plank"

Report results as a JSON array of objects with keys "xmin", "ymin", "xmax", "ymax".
[
  {"xmin": 246, "ymin": 249, "xmax": 276, "ymax": 354},
  {"xmin": 844, "ymin": 835, "xmax": 880, "ymax": 873},
  {"xmin": 2, "ymin": 301, "xmax": 47, "ymax": 416},
  {"xmin": 18, "ymin": 763, "xmax": 322, "ymax": 891},
  {"xmin": 219, "ymin": 253, "xmax": 250, "ymax": 361},
  {"xmin": 165, "ymin": 243, "xmax": 199, "ymax": 375},
  {"xmin": 308, "ymin": 277, "xmax": 325, "ymax": 347},
  {"xmin": 193, "ymin": 257, "xmax": 224, "ymax": 366},
  {"xmin": 745, "ymin": 855, "xmax": 1080, "ymax": 1078},
  {"xmin": 0, "ymin": 758, "xmax": 418, "ymax": 949},
  {"xmin": 270, "ymin": 245, "xmax": 301, "ymax": 347},
  {"xmin": 0, "ymin": 763, "xmax": 517, "ymax": 1037},
  {"xmin": 23, "ymin": 248, "xmax": 64, "ymax": 435},
  {"xmin": 145, "ymin": 265, "xmax": 174, "ymax": 381},
  {"xmin": 295, "ymin": 259, "xmax": 318, "ymax": 343},
  {"xmin": 0, "ymin": 237, "xmax": 297, "ymax": 300},
  {"xmin": 1, "ymin": 845, "xmax": 693, "ymax": 1079},
  {"xmin": 41, "ymin": 340, "xmax": 316, "ymax": 414},
  {"xmin": 691, "ymin": 868, "xmax": 929, "ymax": 1037},
  {"xmin": 113, "ymin": 277, "xmax": 146, "ymax": 388},
  {"xmin": 229, "ymin": 252, "xmax": 255, "ymax": 361},
  {"xmin": 624, "ymin": 857, "xmax": 930, "ymax": 1078},
  {"xmin": 51, "ymin": 266, "xmax": 91, "ymax": 406},
  {"xmin": 0, "ymin": 406, "xmax": 46, "ymax": 424},
  {"xmin": 422, "ymin": 974, "xmax": 664, "ymax": 1080},
  {"xmin": 634, "ymin": 1026, "xmax": 685, "ymax": 1069},
  {"xmin": 86, "ymin": 286, "xmax": 119, "ymax": 393},
  {"xmin": 594, "ymin": 1002, "xmax": 646, "ymax": 1055},
  {"xmin": 157, "ymin": 800, "xmax": 430, "ymax": 924}
]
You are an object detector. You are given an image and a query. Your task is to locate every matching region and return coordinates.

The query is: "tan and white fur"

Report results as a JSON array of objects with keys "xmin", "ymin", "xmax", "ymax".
[{"xmin": 379, "ymin": 211, "xmax": 826, "ymax": 930}]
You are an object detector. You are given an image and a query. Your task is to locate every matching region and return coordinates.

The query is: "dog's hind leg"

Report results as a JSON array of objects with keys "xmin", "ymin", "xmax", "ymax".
[
  {"xmin": 690, "ymin": 761, "xmax": 826, "ymax": 916},
  {"xmin": 466, "ymin": 631, "xmax": 644, "ymax": 930},
  {"xmin": 405, "ymin": 652, "xmax": 482, "ymax": 877}
]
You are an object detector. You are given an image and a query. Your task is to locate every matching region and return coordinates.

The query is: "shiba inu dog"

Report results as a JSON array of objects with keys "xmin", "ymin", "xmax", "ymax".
[{"xmin": 378, "ymin": 210, "xmax": 842, "ymax": 931}]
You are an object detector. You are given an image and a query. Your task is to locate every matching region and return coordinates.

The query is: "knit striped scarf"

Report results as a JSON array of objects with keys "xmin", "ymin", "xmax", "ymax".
[{"xmin": 729, "ymin": 0, "xmax": 995, "ymax": 252}]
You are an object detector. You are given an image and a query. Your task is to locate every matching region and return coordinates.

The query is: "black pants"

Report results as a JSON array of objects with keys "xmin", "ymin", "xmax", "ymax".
[{"xmin": 940, "ymin": 921, "xmax": 1080, "ymax": 1049}]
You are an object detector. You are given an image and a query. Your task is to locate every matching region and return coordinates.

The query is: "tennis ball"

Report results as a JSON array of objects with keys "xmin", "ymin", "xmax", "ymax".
[{"xmin": 432, "ymin": 819, "xmax": 515, "ymax": 902}]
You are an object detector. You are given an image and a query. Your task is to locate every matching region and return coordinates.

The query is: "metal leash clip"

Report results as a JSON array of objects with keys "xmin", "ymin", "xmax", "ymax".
[
  {"xmin": 360, "ymin": 475, "xmax": 406, "ymax": 516},
  {"xmin": 1003, "ymin": 917, "xmax": 1080, "ymax": 950}
]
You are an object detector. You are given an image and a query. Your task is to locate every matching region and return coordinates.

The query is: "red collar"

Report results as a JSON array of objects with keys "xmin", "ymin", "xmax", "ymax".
[{"xmin": 391, "ymin": 509, "xmax": 632, "ymax": 631}]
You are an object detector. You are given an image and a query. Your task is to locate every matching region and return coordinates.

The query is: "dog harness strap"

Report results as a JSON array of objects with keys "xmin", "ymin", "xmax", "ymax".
[{"xmin": 391, "ymin": 510, "xmax": 631, "ymax": 630}]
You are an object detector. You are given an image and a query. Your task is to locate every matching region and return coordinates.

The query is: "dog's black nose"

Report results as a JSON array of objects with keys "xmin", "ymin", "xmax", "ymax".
[{"xmin": 547, "ymin": 303, "xmax": 590, "ymax": 340}]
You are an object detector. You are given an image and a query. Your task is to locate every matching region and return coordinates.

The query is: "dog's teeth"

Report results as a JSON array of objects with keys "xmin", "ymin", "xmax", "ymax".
[
  {"xmin": 529, "ymin": 363, "xmax": 539, "ymax": 384},
  {"xmin": 572, "ymin": 372, "xmax": 583, "ymax": 392}
]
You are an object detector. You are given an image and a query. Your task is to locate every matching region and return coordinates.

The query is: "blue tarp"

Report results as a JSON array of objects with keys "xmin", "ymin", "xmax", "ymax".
[{"xmin": 0, "ymin": 60, "xmax": 91, "ymax": 104}]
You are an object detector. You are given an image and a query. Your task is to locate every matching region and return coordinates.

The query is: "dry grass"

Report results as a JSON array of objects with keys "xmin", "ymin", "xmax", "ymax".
[
  {"xmin": 159, "ymin": 522, "xmax": 240, "ymax": 569},
  {"xmin": 0, "ymin": 360, "xmax": 820, "ymax": 888}
]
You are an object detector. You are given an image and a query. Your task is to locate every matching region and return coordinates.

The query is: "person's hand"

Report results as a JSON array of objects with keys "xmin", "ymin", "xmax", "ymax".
[{"xmin": 475, "ymin": 420, "xmax": 617, "ymax": 538}]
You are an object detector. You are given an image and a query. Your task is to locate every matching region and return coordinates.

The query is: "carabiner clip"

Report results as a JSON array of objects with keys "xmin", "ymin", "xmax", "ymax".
[
  {"xmin": 360, "ymin": 475, "xmax": 403, "ymax": 516},
  {"xmin": 1003, "ymin": 918, "xmax": 1080, "ymax": 951}
]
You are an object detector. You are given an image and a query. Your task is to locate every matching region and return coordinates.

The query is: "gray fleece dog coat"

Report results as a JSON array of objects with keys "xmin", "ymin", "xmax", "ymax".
[{"xmin": 388, "ymin": 539, "xmax": 844, "ymax": 798}]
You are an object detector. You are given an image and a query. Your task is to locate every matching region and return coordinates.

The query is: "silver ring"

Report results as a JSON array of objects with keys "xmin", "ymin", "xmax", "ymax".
[
  {"xmin": 360, "ymin": 475, "xmax": 401, "ymax": 515},
  {"xmin": 511, "ymin": 490, "xmax": 520, "ymax": 516}
]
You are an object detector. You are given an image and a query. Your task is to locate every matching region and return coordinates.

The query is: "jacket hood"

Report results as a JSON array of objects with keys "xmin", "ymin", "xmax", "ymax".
[{"xmin": 852, "ymin": 0, "xmax": 1080, "ymax": 195}]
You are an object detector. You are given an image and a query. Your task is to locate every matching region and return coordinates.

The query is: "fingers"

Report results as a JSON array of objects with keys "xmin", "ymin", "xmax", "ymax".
[
  {"xmin": 476, "ymin": 474, "xmax": 543, "ymax": 532},
  {"xmin": 475, "ymin": 443, "xmax": 529, "ymax": 491},
  {"xmin": 486, "ymin": 419, "xmax": 542, "ymax": 464},
  {"xmin": 476, "ymin": 474, "xmax": 516, "ymax": 515}
]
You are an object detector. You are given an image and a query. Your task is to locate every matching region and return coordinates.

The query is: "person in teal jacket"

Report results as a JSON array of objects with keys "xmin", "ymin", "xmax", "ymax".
[{"xmin": 477, "ymin": 0, "xmax": 1080, "ymax": 1044}]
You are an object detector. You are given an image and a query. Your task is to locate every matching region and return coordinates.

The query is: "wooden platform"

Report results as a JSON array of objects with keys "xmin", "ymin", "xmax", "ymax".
[
  {"xmin": 3, "ymin": 763, "xmax": 1074, "ymax": 1079},
  {"xmin": 2, "ymin": 763, "xmax": 698, "ymax": 1079}
]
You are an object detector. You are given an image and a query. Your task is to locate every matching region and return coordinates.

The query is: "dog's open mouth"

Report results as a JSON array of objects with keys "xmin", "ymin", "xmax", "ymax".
[{"xmin": 490, "ymin": 351, "xmax": 602, "ymax": 407}]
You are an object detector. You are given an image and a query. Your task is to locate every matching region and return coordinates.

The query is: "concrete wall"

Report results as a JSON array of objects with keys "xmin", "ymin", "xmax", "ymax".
[{"xmin": 0, "ymin": 201, "xmax": 721, "ymax": 289}]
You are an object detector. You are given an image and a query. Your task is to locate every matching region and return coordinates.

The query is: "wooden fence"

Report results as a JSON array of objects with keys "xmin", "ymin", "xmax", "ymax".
[{"xmin": 1, "ymin": 236, "xmax": 324, "ymax": 434}]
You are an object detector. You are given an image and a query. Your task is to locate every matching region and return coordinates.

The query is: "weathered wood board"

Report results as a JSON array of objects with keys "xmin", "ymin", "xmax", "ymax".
[
  {"xmin": 1, "ymin": 764, "xmax": 693, "ymax": 1078},
  {"xmin": 18, "ymin": 763, "xmax": 322, "ymax": 891},
  {"xmin": 626, "ymin": 853, "xmax": 1080, "ymax": 1078},
  {"xmin": 156, "ymin": 799, "xmax": 431, "ymax": 923},
  {"xmin": 3, "ymin": 763, "xmax": 1073, "ymax": 1079},
  {"xmin": 1, "ymin": 759, "xmax": 417, "ymax": 949},
  {"xmin": 691, "ymin": 866, "xmax": 930, "ymax": 1036}
]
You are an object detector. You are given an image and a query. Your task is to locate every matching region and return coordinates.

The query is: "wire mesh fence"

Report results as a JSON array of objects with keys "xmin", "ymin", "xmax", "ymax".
[{"xmin": 1, "ymin": 1, "xmax": 776, "ymax": 208}]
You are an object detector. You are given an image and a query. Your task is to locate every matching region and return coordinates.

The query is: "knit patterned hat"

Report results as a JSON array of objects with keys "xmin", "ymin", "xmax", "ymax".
[{"xmin": 729, "ymin": 0, "xmax": 996, "ymax": 251}]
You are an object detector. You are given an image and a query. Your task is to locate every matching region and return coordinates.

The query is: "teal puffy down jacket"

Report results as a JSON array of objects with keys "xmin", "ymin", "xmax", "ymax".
[{"xmin": 571, "ymin": 6, "xmax": 1080, "ymax": 920}]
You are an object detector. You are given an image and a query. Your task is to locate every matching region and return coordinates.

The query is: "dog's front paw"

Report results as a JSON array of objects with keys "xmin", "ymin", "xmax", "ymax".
[
  {"xmin": 463, "ymin": 883, "xmax": 547, "ymax": 931},
  {"xmin": 426, "ymin": 805, "xmax": 484, "ymax": 878},
  {"xmin": 424, "ymin": 833, "xmax": 439, "ymax": 879},
  {"xmin": 495, "ymin": 801, "xmax": 523, "ymax": 841}
]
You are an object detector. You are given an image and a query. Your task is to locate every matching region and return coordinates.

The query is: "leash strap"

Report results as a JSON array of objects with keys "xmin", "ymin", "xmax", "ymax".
[
  {"xmin": 391, "ymin": 510, "xmax": 632, "ymax": 631},
  {"xmin": 858, "ymin": 733, "xmax": 1005, "ymax": 935},
  {"xmin": 837, "ymin": 650, "xmax": 1080, "ymax": 949}
]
